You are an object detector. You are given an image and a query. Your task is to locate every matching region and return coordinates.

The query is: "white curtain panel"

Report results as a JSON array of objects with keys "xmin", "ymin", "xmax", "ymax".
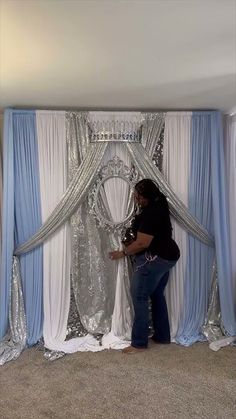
[
  {"xmin": 36, "ymin": 111, "xmax": 71, "ymax": 349},
  {"xmin": 224, "ymin": 115, "xmax": 236, "ymax": 308},
  {"xmin": 162, "ymin": 112, "xmax": 192, "ymax": 339},
  {"xmin": 101, "ymin": 143, "xmax": 134, "ymax": 344}
]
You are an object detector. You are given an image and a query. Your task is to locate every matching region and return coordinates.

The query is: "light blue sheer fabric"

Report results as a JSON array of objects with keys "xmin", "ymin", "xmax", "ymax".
[
  {"xmin": 210, "ymin": 112, "xmax": 236, "ymax": 334},
  {"xmin": 0, "ymin": 110, "xmax": 43, "ymax": 344},
  {"xmin": 13, "ymin": 111, "xmax": 43, "ymax": 345},
  {"xmin": 0, "ymin": 109, "xmax": 15, "ymax": 338},
  {"xmin": 177, "ymin": 113, "xmax": 214, "ymax": 344}
]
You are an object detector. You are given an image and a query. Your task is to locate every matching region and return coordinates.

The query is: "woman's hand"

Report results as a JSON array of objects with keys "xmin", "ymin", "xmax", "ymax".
[{"xmin": 109, "ymin": 250, "xmax": 124, "ymax": 260}]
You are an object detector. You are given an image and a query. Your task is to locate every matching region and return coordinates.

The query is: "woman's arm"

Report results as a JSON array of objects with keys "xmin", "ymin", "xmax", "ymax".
[{"xmin": 109, "ymin": 232, "xmax": 154, "ymax": 260}]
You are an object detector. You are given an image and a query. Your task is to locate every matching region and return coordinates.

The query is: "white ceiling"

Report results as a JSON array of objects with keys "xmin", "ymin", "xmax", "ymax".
[{"xmin": 0, "ymin": 0, "xmax": 236, "ymax": 112}]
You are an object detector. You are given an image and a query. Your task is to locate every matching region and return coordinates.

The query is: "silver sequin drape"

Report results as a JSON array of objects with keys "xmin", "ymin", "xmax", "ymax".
[
  {"xmin": 0, "ymin": 257, "xmax": 26, "ymax": 365},
  {"xmin": 141, "ymin": 112, "xmax": 165, "ymax": 159},
  {"xmin": 66, "ymin": 112, "xmax": 89, "ymax": 338},
  {"xmin": 202, "ymin": 261, "xmax": 224, "ymax": 341},
  {"xmin": 66, "ymin": 112, "xmax": 117, "ymax": 334}
]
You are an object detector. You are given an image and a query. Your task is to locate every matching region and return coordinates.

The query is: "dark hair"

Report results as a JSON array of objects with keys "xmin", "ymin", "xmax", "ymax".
[{"xmin": 135, "ymin": 179, "xmax": 162, "ymax": 202}]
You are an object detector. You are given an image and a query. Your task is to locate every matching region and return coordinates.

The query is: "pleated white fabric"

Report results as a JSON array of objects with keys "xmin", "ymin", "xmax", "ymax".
[
  {"xmin": 101, "ymin": 143, "xmax": 133, "ymax": 344},
  {"xmin": 162, "ymin": 112, "xmax": 192, "ymax": 339},
  {"xmin": 224, "ymin": 115, "xmax": 236, "ymax": 309},
  {"xmin": 36, "ymin": 111, "xmax": 71, "ymax": 349}
]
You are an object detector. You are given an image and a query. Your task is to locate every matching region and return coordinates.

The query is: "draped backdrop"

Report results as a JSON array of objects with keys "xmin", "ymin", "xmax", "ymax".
[{"xmin": 0, "ymin": 109, "xmax": 235, "ymax": 362}]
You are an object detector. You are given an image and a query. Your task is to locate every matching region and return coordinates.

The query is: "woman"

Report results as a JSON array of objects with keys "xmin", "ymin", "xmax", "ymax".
[{"xmin": 109, "ymin": 179, "xmax": 180, "ymax": 354}]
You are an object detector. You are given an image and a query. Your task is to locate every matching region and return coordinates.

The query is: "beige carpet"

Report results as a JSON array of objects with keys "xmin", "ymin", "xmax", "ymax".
[{"xmin": 0, "ymin": 341, "xmax": 235, "ymax": 419}]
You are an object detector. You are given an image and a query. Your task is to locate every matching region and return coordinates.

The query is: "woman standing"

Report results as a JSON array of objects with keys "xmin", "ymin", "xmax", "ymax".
[{"xmin": 109, "ymin": 179, "xmax": 180, "ymax": 353}]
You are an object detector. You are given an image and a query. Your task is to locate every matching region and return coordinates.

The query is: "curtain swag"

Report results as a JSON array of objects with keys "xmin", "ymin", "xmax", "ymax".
[{"xmin": 14, "ymin": 141, "xmax": 214, "ymax": 257}]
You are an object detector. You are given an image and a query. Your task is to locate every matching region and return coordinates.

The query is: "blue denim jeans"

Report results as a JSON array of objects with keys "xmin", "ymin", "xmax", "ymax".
[{"xmin": 131, "ymin": 253, "xmax": 177, "ymax": 348}]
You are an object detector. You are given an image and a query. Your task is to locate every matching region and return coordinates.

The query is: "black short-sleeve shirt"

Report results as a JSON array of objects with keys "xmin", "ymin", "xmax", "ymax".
[{"xmin": 132, "ymin": 194, "xmax": 180, "ymax": 261}]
